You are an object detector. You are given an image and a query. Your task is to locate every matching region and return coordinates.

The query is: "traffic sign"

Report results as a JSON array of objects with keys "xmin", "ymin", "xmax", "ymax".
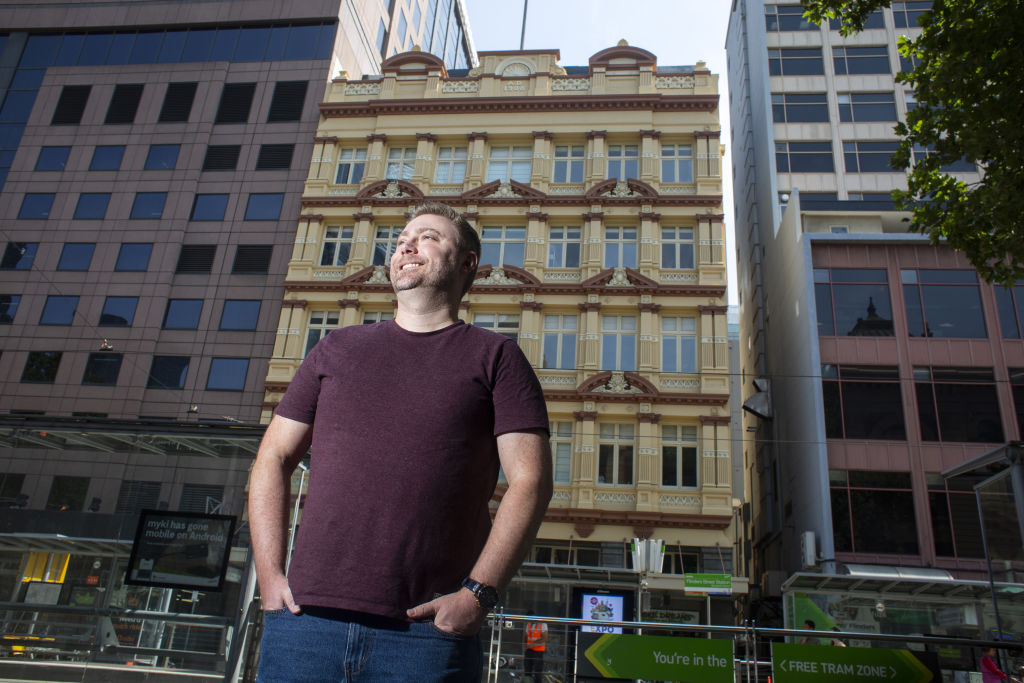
[
  {"xmin": 579, "ymin": 633, "xmax": 734, "ymax": 682},
  {"xmin": 771, "ymin": 643, "xmax": 940, "ymax": 683}
]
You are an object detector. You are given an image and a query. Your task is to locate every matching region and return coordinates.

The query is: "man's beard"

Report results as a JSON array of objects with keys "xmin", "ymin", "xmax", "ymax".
[{"xmin": 391, "ymin": 258, "xmax": 460, "ymax": 293}]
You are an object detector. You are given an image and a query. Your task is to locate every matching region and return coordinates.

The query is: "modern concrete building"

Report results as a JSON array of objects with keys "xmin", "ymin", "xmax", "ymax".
[
  {"xmin": 726, "ymin": 0, "xmax": 1024, "ymax": 651},
  {"xmin": 266, "ymin": 42, "xmax": 739, "ymax": 673},
  {"xmin": 0, "ymin": 1, "xmax": 474, "ymax": 680}
]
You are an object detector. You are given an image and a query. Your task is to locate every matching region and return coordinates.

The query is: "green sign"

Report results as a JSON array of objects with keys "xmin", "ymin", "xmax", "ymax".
[
  {"xmin": 772, "ymin": 643, "xmax": 940, "ymax": 683},
  {"xmin": 683, "ymin": 573, "xmax": 732, "ymax": 594},
  {"xmin": 579, "ymin": 633, "xmax": 733, "ymax": 682}
]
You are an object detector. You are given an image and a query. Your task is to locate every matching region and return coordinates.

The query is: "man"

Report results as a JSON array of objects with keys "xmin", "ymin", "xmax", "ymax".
[
  {"xmin": 799, "ymin": 619, "xmax": 817, "ymax": 645},
  {"xmin": 249, "ymin": 201, "xmax": 552, "ymax": 681},
  {"xmin": 523, "ymin": 610, "xmax": 548, "ymax": 682}
]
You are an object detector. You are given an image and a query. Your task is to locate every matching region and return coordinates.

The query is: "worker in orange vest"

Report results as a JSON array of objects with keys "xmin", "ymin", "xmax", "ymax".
[{"xmin": 524, "ymin": 610, "xmax": 548, "ymax": 682}]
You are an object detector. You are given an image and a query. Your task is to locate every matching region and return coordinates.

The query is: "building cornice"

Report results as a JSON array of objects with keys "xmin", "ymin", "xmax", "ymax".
[
  {"xmin": 543, "ymin": 506, "xmax": 733, "ymax": 531},
  {"xmin": 320, "ymin": 94, "xmax": 719, "ymax": 118}
]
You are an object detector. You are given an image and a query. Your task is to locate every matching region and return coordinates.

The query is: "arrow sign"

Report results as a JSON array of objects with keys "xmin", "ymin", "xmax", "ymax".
[
  {"xmin": 578, "ymin": 633, "xmax": 733, "ymax": 683},
  {"xmin": 771, "ymin": 643, "xmax": 940, "ymax": 683}
]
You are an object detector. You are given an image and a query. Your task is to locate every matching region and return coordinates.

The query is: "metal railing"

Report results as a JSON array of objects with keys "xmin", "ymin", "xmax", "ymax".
[
  {"xmin": 482, "ymin": 611, "xmax": 1022, "ymax": 683},
  {"xmin": 0, "ymin": 602, "xmax": 229, "ymax": 681}
]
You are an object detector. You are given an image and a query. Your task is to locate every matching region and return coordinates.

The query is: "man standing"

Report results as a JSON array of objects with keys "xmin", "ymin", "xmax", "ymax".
[
  {"xmin": 523, "ymin": 610, "xmax": 548, "ymax": 681},
  {"xmin": 249, "ymin": 201, "xmax": 552, "ymax": 681}
]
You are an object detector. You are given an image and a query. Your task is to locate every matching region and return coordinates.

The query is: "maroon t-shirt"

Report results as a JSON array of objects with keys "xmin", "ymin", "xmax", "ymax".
[{"xmin": 275, "ymin": 320, "xmax": 549, "ymax": 620}]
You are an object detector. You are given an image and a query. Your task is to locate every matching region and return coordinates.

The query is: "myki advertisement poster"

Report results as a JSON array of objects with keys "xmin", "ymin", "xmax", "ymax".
[{"xmin": 582, "ymin": 592, "xmax": 625, "ymax": 633}]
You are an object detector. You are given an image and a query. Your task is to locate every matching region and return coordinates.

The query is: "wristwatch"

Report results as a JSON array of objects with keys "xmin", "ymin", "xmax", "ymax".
[{"xmin": 461, "ymin": 577, "xmax": 500, "ymax": 611}]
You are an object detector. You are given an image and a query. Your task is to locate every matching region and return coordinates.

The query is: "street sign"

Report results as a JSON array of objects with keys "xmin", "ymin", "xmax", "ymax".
[
  {"xmin": 771, "ymin": 643, "xmax": 940, "ymax": 683},
  {"xmin": 579, "ymin": 633, "xmax": 734, "ymax": 682},
  {"xmin": 683, "ymin": 572, "xmax": 732, "ymax": 594}
]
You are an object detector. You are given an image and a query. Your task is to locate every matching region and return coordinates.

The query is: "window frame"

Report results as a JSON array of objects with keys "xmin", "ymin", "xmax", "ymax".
[
  {"xmin": 606, "ymin": 144, "xmax": 638, "ymax": 181},
  {"xmin": 385, "ymin": 146, "xmax": 417, "ymax": 181},
  {"xmin": 39, "ymin": 295, "xmax": 79, "ymax": 325},
  {"xmin": 144, "ymin": 143, "xmax": 180, "ymax": 170},
  {"xmin": 335, "ymin": 147, "xmax": 367, "ymax": 184},
  {"xmin": 552, "ymin": 144, "xmax": 584, "ymax": 184},
  {"xmin": 597, "ymin": 423, "xmax": 635, "ymax": 486},
  {"xmin": 320, "ymin": 226, "xmax": 354, "ymax": 267},
  {"xmin": 542, "ymin": 314, "xmax": 577, "ymax": 370},
  {"xmin": 661, "ymin": 424, "xmax": 698, "ymax": 488},
  {"xmin": 661, "ymin": 316, "xmax": 698, "ymax": 374},
  {"xmin": 660, "ymin": 143, "xmax": 694, "ymax": 183},
  {"xmin": 661, "ymin": 227, "xmax": 695, "ymax": 270},
  {"xmin": 547, "ymin": 226, "xmax": 581, "ymax": 268},
  {"xmin": 480, "ymin": 226, "xmax": 526, "ymax": 268},
  {"xmin": 433, "ymin": 145, "xmax": 467, "ymax": 184},
  {"xmin": 600, "ymin": 315, "xmax": 637, "ymax": 371},
  {"xmin": 486, "ymin": 145, "xmax": 532, "ymax": 183},
  {"xmin": 603, "ymin": 227, "xmax": 638, "ymax": 269},
  {"xmin": 99, "ymin": 296, "xmax": 138, "ymax": 326}
]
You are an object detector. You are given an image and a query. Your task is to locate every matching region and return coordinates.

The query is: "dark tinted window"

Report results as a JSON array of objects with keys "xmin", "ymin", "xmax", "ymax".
[
  {"xmin": 90, "ymin": 145, "xmax": 125, "ymax": 170},
  {"xmin": 244, "ymin": 193, "xmax": 283, "ymax": 220},
  {"xmin": 822, "ymin": 364, "xmax": 906, "ymax": 439},
  {"xmin": 1, "ymin": 242, "xmax": 37, "ymax": 270},
  {"xmin": 203, "ymin": 145, "xmax": 241, "ymax": 171},
  {"xmin": 147, "ymin": 356, "xmax": 189, "ymax": 389},
  {"xmin": 0, "ymin": 294, "xmax": 20, "ymax": 323},
  {"xmin": 130, "ymin": 192, "xmax": 166, "ymax": 219},
  {"xmin": 82, "ymin": 353, "xmax": 123, "ymax": 385},
  {"xmin": 22, "ymin": 351, "xmax": 62, "ymax": 383},
  {"xmin": 163, "ymin": 299, "xmax": 203, "ymax": 328},
  {"xmin": 73, "ymin": 193, "xmax": 110, "ymax": 219},
  {"xmin": 40, "ymin": 295, "xmax": 78, "ymax": 325},
  {"xmin": 207, "ymin": 357, "xmax": 249, "ymax": 391},
  {"xmin": 220, "ymin": 300, "xmax": 260, "ymax": 329},
  {"xmin": 267, "ymin": 80, "xmax": 307, "ymax": 122},
  {"xmin": 51, "ymin": 85, "xmax": 91, "ymax": 125},
  {"xmin": 915, "ymin": 366, "xmax": 1003, "ymax": 443},
  {"xmin": 175, "ymin": 245, "xmax": 217, "ymax": 273},
  {"xmin": 256, "ymin": 143, "xmax": 294, "ymax": 170},
  {"xmin": 45, "ymin": 475, "xmax": 88, "ymax": 510},
  {"xmin": 104, "ymin": 83, "xmax": 144, "ymax": 124},
  {"xmin": 232, "ymin": 245, "xmax": 273, "ymax": 273},
  {"xmin": 144, "ymin": 144, "xmax": 179, "ymax": 170},
  {"xmin": 35, "ymin": 146, "xmax": 71, "ymax": 171},
  {"xmin": 191, "ymin": 194, "xmax": 229, "ymax": 220},
  {"xmin": 57, "ymin": 243, "xmax": 95, "ymax": 270},
  {"xmin": 99, "ymin": 297, "xmax": 138, "ymax": 326},
  {"xmin": 115, "ymin": 243, "xmax": 152, "ymax": 271},
  {"xmin": 902, "ymin": 269, "xmax": 986, "ymax": 338},
  {"xmin": 18, "ymin": 193, "xmax": 54, "ymax": 219},
  {"xmin": 215, "ymin": 82, "xmax": 256, "ymax": 123},
  {"xmin": 158, "ymin": 82, "xmax": 197, "ymax": 122}
]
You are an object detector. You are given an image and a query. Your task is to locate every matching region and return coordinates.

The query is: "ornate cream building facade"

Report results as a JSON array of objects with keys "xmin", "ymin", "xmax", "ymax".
[{"xmin": 263, "ymin": 42, "xmax": 743, "ymax": 625}]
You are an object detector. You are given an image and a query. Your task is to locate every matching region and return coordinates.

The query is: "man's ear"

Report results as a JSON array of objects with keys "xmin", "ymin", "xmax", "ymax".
[{"xmin": 463, "ymin": 250, "xmax": 479, "ymax": 273}]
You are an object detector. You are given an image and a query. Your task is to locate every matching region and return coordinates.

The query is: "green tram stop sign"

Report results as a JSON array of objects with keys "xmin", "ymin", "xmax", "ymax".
[
  {"xmin": 579, "ymin": 633, "xmax": 734, "ymax": 683},
  {"xmin": 772, "ymin": 643, "xmax": 940, "ymax": 683}
]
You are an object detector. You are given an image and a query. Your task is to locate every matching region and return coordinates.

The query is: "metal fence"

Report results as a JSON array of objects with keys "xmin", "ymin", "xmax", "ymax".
[{"xmin": 2, "ymin": 600, "xmax": 1021, "ymax": 682}]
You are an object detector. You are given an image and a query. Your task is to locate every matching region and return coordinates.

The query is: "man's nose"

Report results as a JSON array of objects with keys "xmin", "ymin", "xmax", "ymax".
[{"xmin": 400, "ymin": 237, "xmax": 417, "ymax": 252}]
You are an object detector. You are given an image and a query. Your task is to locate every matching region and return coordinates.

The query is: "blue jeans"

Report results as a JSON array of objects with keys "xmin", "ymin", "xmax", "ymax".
[{"xmin": 256, "ymin": 607, "xmax": 481, "ymax": 682}]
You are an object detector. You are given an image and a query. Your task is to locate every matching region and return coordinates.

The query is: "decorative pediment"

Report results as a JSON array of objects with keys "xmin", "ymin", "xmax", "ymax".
[
  {"xmin": 579, "ymin": 371, "xmax": 658, "ymax": 396},
  {"xmin": 341, "ymin": 265, "xmax": 390, "ymax": 285},
  {"xmin": 356, "ymin": 180, "xmax": 424, "ymax": 200},
  {"xmin": 472, "ymin": 264, "xmax": 542, "ymax": 287},
  {"xmin": 589, "ymin": 42, "xmax": 657, "ymax": 69},
  {"xmin": 580, "ymin": 267, "xmax": 658, "ymax": 289},
  {"xmin": 585, "ymin": 178, "xmax": 658, "ymax": 199},
  {"xmin": 461, "ymin": 179, "xmax": 546, "ymax": 201},
  {"xmin": 381, "ymin": 50, "xmax": 447, "ymax": 77}
]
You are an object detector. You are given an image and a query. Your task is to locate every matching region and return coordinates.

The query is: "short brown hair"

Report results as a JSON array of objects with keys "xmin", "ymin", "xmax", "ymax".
[{"xmin": 406, "ymin": 201, "xmax": 480, "ymax": 294}]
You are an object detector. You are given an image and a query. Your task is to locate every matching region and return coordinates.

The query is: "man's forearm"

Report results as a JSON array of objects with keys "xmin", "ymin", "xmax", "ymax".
[
  {"xmin": 468, "ymin": 467, "xmax": 552, "ymax": 592},
  {"xmin": 248, "ymin": 456, "xmax": 293, "ymax": 587}
]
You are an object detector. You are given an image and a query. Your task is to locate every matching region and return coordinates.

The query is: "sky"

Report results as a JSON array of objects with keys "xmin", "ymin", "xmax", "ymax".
[{"xmin": 463, "ymin": 0, "xmax": 738, "ymax": 304}]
